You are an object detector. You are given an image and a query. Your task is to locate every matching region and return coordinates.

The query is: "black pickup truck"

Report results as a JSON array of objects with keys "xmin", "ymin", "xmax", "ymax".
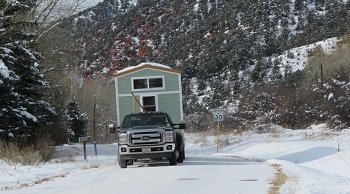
[{"xmin": 109, "ymin": 112, "xmax": 185, "ymax": 168}]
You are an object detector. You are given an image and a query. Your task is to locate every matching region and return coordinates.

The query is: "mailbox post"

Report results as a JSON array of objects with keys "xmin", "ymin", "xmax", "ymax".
[{"xmin": 79, "ymin": 136, "xmax": 90, "ymax": 160}]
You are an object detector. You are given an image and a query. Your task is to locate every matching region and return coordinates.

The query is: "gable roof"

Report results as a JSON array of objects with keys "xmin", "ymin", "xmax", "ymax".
[{"xmin": 112, "ymin": 62, "xmax": 182, "ymax": 78}]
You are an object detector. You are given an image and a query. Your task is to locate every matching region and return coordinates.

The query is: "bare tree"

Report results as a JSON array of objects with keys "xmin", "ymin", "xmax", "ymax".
[
  {"xmin": 29, "ymin": 0, "xmax": 102, "ymax": 144},
  {"xmin": 74, "ymin": 76, "xmax": 117, "ymax": 144}
]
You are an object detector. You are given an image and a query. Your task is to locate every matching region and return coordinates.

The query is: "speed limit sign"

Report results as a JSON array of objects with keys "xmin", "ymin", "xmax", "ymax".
[{"xmin": 213, "ymin": 109, "xmax": 224, "ymax": 121}]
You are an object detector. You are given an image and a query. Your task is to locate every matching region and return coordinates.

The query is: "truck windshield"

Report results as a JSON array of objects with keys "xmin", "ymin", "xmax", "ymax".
[{"xmin": 123, "ymin": 113, "xmax": 170, "ymax": 128}]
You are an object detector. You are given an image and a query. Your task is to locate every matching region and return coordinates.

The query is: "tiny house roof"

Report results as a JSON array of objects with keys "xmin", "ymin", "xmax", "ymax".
[{"xmin": 112, "ymin": 62, "xmax": 182, "ymax": 78}]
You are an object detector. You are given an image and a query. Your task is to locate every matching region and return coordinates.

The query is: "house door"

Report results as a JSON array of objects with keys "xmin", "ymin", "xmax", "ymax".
[{"xmin": 142, "ymin": 96, "xmax": 157, "ymax": 112}]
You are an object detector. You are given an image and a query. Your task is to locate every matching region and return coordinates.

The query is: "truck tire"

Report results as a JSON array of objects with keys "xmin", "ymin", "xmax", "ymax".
[
  {"xmin": 175, "ymin": 133, "xmax": 184, "ymax": 163},
  {"xmin": 119, "ymin": 160, "xmax": 127, "ymax": 168},
  {"xmin": 169, "ymin": 151, "xmax": 177, "ymax": 166},
  {"xmin": 177, "ymin": 147, "xmax": 184, "ymax": 163}
]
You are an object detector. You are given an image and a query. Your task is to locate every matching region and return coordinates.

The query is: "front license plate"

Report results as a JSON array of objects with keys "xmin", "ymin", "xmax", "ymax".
[{"xmin": 143, "ymin": 147, "xmax": 151, "ymax": 152}]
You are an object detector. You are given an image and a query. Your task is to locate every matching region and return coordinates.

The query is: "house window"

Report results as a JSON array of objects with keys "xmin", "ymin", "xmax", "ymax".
[
  {"xmin": 133, "ymin": 79, "xmax": 147, "ymax": 89},
  {"xmin": 149, "ymin": 78, "xmax": 163, "ymax": 88},
  {"xmin": 132, "ymin": 77, "xmax": 164, "ymax": 90},
  {"xmin": 142, "ymin": 96, "xmax": 156, "ymax": 112}
]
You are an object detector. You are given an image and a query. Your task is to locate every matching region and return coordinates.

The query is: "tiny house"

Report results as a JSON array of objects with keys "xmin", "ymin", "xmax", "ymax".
[{"xmin": 112, "ymin": 62, "xmax": 183, "ymax": 126}]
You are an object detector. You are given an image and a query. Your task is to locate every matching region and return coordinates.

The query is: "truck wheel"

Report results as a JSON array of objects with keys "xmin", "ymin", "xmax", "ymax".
[
  {"xmin": 119, "ymin": 160, "xmax": 127, "ymax": 168},
  {"xmin": 169, "ymin": 151, "xmax": 177, "ymax": 166},
  {"xmin": 177, "ymin": 148, "xmax": 184, "ymax": 163}
]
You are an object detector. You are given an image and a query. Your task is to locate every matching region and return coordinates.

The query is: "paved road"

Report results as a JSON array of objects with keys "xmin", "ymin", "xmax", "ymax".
[{"xmin": 5, "ymin": 143, "xmax": 274, "ymax": 194}]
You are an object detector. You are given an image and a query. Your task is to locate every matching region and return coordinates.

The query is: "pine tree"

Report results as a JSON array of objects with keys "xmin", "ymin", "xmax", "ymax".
[
  {"xmin": 0, "ymin": 0, "xmax": 56, "ymax": 142},
  {"xmin": 66, "ymin": 99, "xmax": 87, "ymax": 143}
]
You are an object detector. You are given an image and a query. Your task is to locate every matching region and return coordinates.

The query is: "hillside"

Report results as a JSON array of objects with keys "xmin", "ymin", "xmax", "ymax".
[
  {"xmin": 40, "ymin": 0, "xmax": 350, "ymax": 131},
  {"xmin": 55, "ymin": 0, "xmax": 350, "ymax": 74}
]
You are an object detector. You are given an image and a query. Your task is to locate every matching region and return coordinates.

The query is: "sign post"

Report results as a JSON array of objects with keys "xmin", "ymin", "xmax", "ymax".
[
  {"xmin": 213, "ymin": 109, "xmax": 224, "ymax": 153},
  {"xmin": 79, "ymin": 136, "xmax": 90, "ymax": 160}
]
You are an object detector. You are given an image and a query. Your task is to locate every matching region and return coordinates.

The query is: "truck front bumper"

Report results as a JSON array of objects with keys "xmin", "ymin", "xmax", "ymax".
[{"xmin": 118, "ymin": 143, "xmax": 176, "ymax": 160}]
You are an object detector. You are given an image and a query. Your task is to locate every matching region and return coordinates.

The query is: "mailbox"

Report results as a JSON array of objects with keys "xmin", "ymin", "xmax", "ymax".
[
  {"xmin": 109, "ymin": 124, "xmax": 116, "ymax": 133},
  {"xmin": 79, "ymin": 136, "xmax": 90, "ymax": 143}
]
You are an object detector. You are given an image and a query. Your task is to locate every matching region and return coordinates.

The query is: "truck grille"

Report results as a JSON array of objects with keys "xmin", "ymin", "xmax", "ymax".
[{"xmin": 130, "ymin": 131, "xmax": 163, "ymax": 145}]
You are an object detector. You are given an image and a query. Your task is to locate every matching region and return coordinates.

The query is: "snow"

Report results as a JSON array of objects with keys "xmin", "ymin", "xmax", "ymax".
[
  {"xmin": 1, "ymin": 124, "xmax": 350, "ymax": 193},
  {"xmin": 13, "ymin": 108, "xmax": 37, "ymax": 122},
  {"xmin": 2, "ymin": 1, "xmax": 349, "ymax": 193},
  {"xmin": 79, "ymin": 0, "xmax": 105, "ymax": 8},
  {"xmin": 0, "ymin": 59, "xmax": 10, "ymax": 78},
  {"xmin": 55, "ymin": 0, "xmax": 105, "ymax": 13}
]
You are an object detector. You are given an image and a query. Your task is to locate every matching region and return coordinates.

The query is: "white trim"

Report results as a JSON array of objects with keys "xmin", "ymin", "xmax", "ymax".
[
  {"xmin": 116, "ymin": 63, "xmax": 172, "ymax": 74},
  {"xmin": 116, "ymin": 66, "xmax": 180, "ymax": 78},
  {"xmin": 140, "ymin": 94, "xmax": 158, "ymax": 112},
  {"xmin": 131, "ymin": 76, "xmax": 165, "ymax": 91},
  {"xmin": 114, "ymin": 78, "xmax": 121, "ymax": 126},
  {"xmin": 118, "ymin": 90, "xmax": 180, "ymax": 97},
  {"xmin": 178, "ymin": 73, "xmax": 184, "ymax": 122}
]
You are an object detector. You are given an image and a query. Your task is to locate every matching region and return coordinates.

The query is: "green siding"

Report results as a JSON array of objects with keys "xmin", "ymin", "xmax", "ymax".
[
  {"xmin": 118, "ymin": 96, "xmax": 142, "ymax": 124},
  {"xmin": 158, "ymin": 94, "xmax": 181, "ymax": 123},
  {"xmin": 116, "ymin": 67, "xmax": 182, "ymax": 125},
  {"xmin": 118, "ymin": 93, "xmax": 182, "ymax": 125}
]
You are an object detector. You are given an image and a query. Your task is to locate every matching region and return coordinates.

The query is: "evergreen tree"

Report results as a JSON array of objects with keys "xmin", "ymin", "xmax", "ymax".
[
  {"xmin": 66, "ymin": 99, "xmax": 87, "ymax": 143},
  {"xmin": 0, "ymin": 0, "xmax": 56, "ymax": 142}
]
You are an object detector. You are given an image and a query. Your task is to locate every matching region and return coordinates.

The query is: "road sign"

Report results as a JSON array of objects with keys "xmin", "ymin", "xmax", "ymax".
[{"xmin": 213, "ymin": 109, "xmax": 224, "ymax": 121}]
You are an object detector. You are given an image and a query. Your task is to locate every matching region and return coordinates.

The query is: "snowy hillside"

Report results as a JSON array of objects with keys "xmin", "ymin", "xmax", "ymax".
[
  {"xmin": 191, "ymin": 37, "xmax": 339, "ymax": 110},
  {"xmin": 270, "ymin": 37, "xmax": 338, "ymax": 76}
]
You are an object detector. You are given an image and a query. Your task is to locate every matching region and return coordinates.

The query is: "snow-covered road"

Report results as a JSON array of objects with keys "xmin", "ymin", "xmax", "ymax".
[{"xmin": 2, "ymin": 152, "xmax": 273, "ymax": 194}]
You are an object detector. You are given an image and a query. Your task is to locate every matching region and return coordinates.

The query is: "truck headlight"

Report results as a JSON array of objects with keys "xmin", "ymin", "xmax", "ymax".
[
  {"xmin": 119, "ymin": 133, "xmax": 128, "ymax": 145},
  {"xmin": 165, "ymin": 131, "xmax": 174, "ymax": 142}
]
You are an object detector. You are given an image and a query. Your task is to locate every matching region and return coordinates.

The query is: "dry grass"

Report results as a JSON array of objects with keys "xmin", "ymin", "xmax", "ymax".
[
  {"xmin": 36, "ymin": 137, "xmax": 56, "ymax": 162},
  {"xmin": 53, "ymin": 155, "xmax": 76, "ymax": 163},
  {"xmin": 82, "ymin": 164, "xmax": 100, "ymax": 170},
  {"xmin": 2, "ymin": 173, "xmax": 68, "ymax": 190},
  {"xmin": 0, "ymin": 138, "xmax": 56, "ymax": 166},
  {"xmin": 305, "ymin": 35, "xmax": 350, "ymax": 86},
  {"xmin": 218, "ymin": 135, "xmax": 231, "ymax": 147},
  {"xmin": 268, "ymin": 128, "xmax": 281, "ymax": 138},
  {"xmin": 192, "ymin": 130, "xmax": 212, "ymax": 145},
  {"xmin": 0, "ymin": 143, "xmax": 41, "ymax": 165},
  {"xmin": 268, "ymin": 164, "xmax": 291, "ymax": 194},
  {"xmin": 303, "ymin": 130, "xmax": 337, "ymax": 140},
  {"xmin": 192, "ymin": 130, "xmax": 234, "ymax": 148}
]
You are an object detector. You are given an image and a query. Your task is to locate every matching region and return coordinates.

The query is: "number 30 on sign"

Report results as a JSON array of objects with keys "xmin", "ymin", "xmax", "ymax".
[{"xmin": 213, "ymin": 109, "xmax": 224, "ymax": 121}]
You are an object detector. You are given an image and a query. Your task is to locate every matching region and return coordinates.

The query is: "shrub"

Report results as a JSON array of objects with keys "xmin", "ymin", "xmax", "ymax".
[
  {"xmin": 36, "ymin": 137, "xmax": 56, "ymax": 162},
  {"xmin": 0, "ymin": 137, "xmax": 56, "ymax": 165}
]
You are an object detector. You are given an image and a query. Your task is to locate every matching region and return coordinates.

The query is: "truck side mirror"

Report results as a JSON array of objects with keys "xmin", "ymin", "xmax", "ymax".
[
  {"xmin": 179, "ymin": 123, "xmax": 186, "ymax": 129},
  {"xmin": 173, "ymin": 123, "xmax": 186, "ymax": 129}
]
